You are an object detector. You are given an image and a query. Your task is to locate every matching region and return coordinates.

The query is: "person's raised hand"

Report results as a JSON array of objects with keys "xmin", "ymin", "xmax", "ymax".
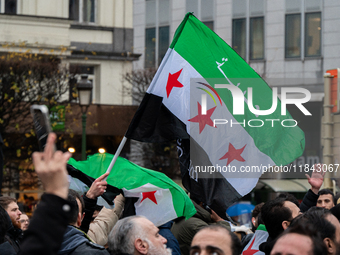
[
  {"xmin": 210, "ymin": 208, "xmax": 224, "ymax": 222},
  {"xmin": 32, "ymin": 133, "xmax": 71, "ymax": 199},
  {"xmin": 305, "ymin": 163, "xmax": 326, "ymax": 195},
  {"xmin": 86, "ymin": 172, "xmax": 109, "ymax": 200}
]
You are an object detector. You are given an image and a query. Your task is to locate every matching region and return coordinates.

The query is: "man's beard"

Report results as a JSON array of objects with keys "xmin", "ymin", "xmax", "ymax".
[
  {"xmin": 11, "ymin": 217, "xmax": 21, "ymax": 229},
  {"xmin": 335, "ymin": 241, "xmax": 340, "ymax": 255},
  {"xmin": 146, "ymin": 239, "xmax": 172, "ymax": 255}
]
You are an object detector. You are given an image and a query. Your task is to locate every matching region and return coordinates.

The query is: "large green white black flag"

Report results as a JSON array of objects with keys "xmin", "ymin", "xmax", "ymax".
[{"xmin": 126, "ymin": 13, "xmax": 305, "ymax": 216}]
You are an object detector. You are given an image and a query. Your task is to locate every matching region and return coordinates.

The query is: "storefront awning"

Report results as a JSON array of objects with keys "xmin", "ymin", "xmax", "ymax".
[{"xmin": 256, "ymin": 179, "xmax": 325, "ymax": 192}]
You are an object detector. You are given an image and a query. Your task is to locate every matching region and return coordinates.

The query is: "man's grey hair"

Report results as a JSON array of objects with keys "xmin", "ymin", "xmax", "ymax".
[{"xmin": 108, "ymin": 215, "xmax": 147, "ymax": 254}]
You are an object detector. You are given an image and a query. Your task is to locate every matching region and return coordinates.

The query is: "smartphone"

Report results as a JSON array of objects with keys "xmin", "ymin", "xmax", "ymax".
[
  {"xmin": 30, "ymin": 105, "xmax": 54, "ymax": 151},
  {"xmin": 202, "ymin": 203, "xmax": 212, "ymax": 214}
]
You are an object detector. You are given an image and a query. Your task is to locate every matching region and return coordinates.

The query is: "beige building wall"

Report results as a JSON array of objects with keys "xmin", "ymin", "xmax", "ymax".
[
  {"xmin": 0, "ymin": 14, "xmax": 70, "ymax": 49},
  {"xmin": 66, "ymin": 58, "xmax": 133, "ymax": 105},
  {"xmin": 19, "ymin": 0, "xmax": 69, "ymax": 18},
  {"xmin": 98, "ymin": 0, "xmax": 133, "ymax": 28},
  {"xmin": 0, "ymin": 0, "xmax": 137, "ymax": 106},
  {"xmin": 69, "ymin": 29, "xmax": 113, "ymax": 45}
]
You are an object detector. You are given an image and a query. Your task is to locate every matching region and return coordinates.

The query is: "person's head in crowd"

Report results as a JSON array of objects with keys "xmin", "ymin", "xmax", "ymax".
[
  {"xmin": 252, "ymin": 202, "xmax": 264, "ymax": 231},
  {"xmin": 318, "ymin": 189, "xmax": 335, "ymax": 210},
  {"xmin": 108, "ymin": 215, "xmax": 170, "ymax": 255},
  {"xmin": 0, "ymin": 205, "xmax": 11, "ymax": 244},
  {"xmin": 261, "ymin": 197, "xmax": 301, "ymax": 239},
  {"xmin": 0, "ymin": 196, "xmax": 22, "ymax": 229},
  {"xmin": 331, "ymin": 204, "xmax": 340, "ymax": 222},
  {"xmin": 19, "ymin": 213, "xmax": 30, "ymax": 231},
  {"xmin": 190, "ymin": 225, "xmax": 241, "ymax": 255},
  {"xmin": 277, "ymin": 192, "xmax": 300, "ymax": 207},
  {"xmin": 270, "ymin": 217, "xmax": 328, "ymax": 255},
  {"xmin": 67, "ymin": 189, "xmax": 85, "ymax": 227},
  {"xmin": 294, "ymin": 207, "xmax": 340, "ymax": 255}
]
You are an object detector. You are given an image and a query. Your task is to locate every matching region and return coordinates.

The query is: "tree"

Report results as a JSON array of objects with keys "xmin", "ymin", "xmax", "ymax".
[
  {"xmin": 0, "ymin": 51, "xmax": 69, "ymax": 134},
  {"xmin": 122, "ymin": 68, "xmax": 157, "ymax": 104},
  {"xmin": 0, "ymin": 48, "xmax": 71, "ymax": 192},
  {"xmin": 122, "ymin": 68, "xmax": 181, "ymax": 179}
]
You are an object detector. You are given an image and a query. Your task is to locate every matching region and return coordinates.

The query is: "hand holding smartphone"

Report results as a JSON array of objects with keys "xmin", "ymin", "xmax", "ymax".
[{"xmin": 30, "ymin": 105, "xmax": 55, "ymax": 152}]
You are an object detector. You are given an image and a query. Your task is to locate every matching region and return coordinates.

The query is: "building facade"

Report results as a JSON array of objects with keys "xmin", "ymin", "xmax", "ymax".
[
  {"xmin": 0, "ymin": 0, "xmax": 140, "ymax": 195},
  {"xmin": 1, "ymin": 0, "xmax": 139, "ymax": 105},
  {"xmin": 133, "ymin": 0, "xmax": 340, "ymax": 181}
]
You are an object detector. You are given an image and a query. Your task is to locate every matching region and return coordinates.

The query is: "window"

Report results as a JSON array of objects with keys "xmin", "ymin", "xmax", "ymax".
[
  {"xmin": 145, "ymin": 28, "xmax": 156, "ymax": 68},
  {"xmin": 250, "ymin": 17, "xmax": 264, "ymax": 60},
  {"xmin": 285, "ymin": 0, "xmax": 321, "ymax": 58},
  {"xmin": 69, "ymin": 0, "xmax": 96, "ymax": 23},
  {"xmin": 285, "ymin": 14, "xmax": 301, "ymax": 58},
  {"xmin": 305, "ymin": 12, "xmax": 321, "ymax": 57},
  {"xmin": 232, "ymin": 19, "xmax": 246, "ymax": 59},
  {"xmin": 0, "ymin": 0, "xmax": 17, "ymax": 14},
  {"xmin": 232, "ymin": 0, "xmax": 264, "ymax": 61},
  {"xmin": 186, "ymin": 0, "xmax": 214, "ymax": 30},
  {"xmin": 145, "ymin": 0, "xmax": 170, "ymax": 68}
]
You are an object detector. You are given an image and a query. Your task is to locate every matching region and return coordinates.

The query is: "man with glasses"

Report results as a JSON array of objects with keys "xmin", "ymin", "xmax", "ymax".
[{"xmin": 19, "ymin": 214, "xmax": 30, "ymax": 231}]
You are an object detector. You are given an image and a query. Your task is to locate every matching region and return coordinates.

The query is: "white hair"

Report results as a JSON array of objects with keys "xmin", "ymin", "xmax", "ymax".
[{"xmin": 108, "ymin": 216, "xmax": 147, "ymax": 254}]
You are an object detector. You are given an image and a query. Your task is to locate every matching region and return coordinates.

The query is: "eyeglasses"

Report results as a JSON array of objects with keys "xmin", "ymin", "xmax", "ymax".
[{"xmin": 20, "ymin": 219, "xmax": 29, "ymax": 223}]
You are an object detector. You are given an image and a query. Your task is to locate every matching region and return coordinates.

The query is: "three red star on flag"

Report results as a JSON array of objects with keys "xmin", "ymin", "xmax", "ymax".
[
  {"xmin": 140, "ymin": 191, "xmax": 158, "ymax": 204},
  {"xmin": 189, "ymin": 102, "xmax": 217, "ymax": 134},
  {"xmin": 166, "ymin": 69, "xmax": 184, "ymax": 97},
  {"xmin": 219, "ymin": 143, "xmax": 246, "ymax": 166}
]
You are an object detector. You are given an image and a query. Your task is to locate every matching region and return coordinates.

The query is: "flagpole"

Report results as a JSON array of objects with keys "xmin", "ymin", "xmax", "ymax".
[{"xmin": 105, "ymin": 136, "xmax": 128, "ymax": 175}]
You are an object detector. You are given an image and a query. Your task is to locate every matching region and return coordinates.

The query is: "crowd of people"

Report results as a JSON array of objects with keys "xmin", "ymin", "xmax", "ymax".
[{"xmin": 0, "ymin": 132, "xmax": 339, "ymax": 255}]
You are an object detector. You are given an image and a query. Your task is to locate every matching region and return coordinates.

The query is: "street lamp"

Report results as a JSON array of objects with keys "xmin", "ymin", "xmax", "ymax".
[{"xmin": 76, "ymin": 74, "xmax": 93, "ymax": 160}]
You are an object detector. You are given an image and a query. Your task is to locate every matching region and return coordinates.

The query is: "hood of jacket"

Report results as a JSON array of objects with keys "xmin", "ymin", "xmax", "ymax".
[
  {"xmin": 58, "ymin": 225, "xmax": 89, "ymax": 255},
  {"xmin": 4, "ymin": 210, "xmax": 22, "ymax": 242}
]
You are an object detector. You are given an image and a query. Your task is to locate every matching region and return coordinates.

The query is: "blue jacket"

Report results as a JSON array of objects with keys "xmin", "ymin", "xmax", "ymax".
[{"xmin": 58, "ymin": 225, "xmax": 108, "ymax": 255}]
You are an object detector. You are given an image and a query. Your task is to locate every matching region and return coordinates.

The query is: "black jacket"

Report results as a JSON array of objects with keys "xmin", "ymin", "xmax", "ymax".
[
  {"xmin": 79, "ymin": 193, "xmax": 97, "ymax": 233},
  {"xmin": 4, "ymin": 227, "xmax": 22, "ymax": 253},
  {"xmin": 18, "ymin": 193, "xmax": 74, "ymax": 255},
  {"xmin": 299, "ymin": 189, "xmax": 319, "ymax": 212},
  {"xmin": 0, "ymin": 241, "xmax": 17, "ymax": 255},
  {"xmin": 259, "ymin": 189, "xmax": 319, "ymax": 255},
  {"xmin": 3, "ymin": 205, "xmax": 22, "ymax": 253}
]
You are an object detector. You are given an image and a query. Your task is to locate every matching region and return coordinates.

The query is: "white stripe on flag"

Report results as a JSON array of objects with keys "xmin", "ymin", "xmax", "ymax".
[
  {"xmin": 147, "ymin": 49, "xmax": 275, "ymax": 196},
  {"xmin": 123, "ymin": 183, "xmax": 178, "ymax": 227}
]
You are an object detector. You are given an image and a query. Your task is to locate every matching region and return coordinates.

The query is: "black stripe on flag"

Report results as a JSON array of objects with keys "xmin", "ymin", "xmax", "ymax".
[
  {"xmin": 67, "ymin": 164, "xmax": 122, "ymax": 205},
  {"xmin": 125, "ymin": 92, "xmax": 241, "ymax": 219},
  {"xmin": 177, "ymin": 138, "xmax": 242, "ymax": 219},
  {"xmin": 125, "ymin": 93, "xmax": 189, "ymax": 142}
]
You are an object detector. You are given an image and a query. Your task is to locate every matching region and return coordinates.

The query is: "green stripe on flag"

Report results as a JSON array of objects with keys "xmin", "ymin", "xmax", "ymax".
[
  {"xmin": 68, "ymin": 153, "xmax": 196, "ymax": 220},
  {"xmin": 169, "ymin": 13, "xmax": 304, "ymax": 165},
  {"xmin": 257, "ymin": 224, "xmax": 267, "ymax": 232}
]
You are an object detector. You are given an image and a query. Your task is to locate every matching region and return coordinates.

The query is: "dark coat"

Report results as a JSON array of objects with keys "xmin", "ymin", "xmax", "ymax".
[
  {"xmin": 4, "ymin": 226, "xmax": 22, "ymax": 253},
  {"xmin": 299, "ymin": 189, "xmax": 319, "ymax": 212},
  {"xmin": 3, "ymin": 205, "xmax": 22, "ymax": 253},
  {"xmin": 171, "ymin": 200, "xmax": 231, "ymax": 255},
  {"xmin": 0, "ymin": 241, "xmax": 17, "ymax": 255},
  {"xmin": 159, "ymin": 221, "xmax": 181, "ymax": 255},
  {"xmin": 259, "ymin": 189, "xmax": 319, "ymax": 255},
  {"xmin": 58, "ymin": 225, "xmax": 109, "ymax": 255},
  {"xmin": 18, "ymin": 194, "xmax": 75, "ymax": 255}
]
